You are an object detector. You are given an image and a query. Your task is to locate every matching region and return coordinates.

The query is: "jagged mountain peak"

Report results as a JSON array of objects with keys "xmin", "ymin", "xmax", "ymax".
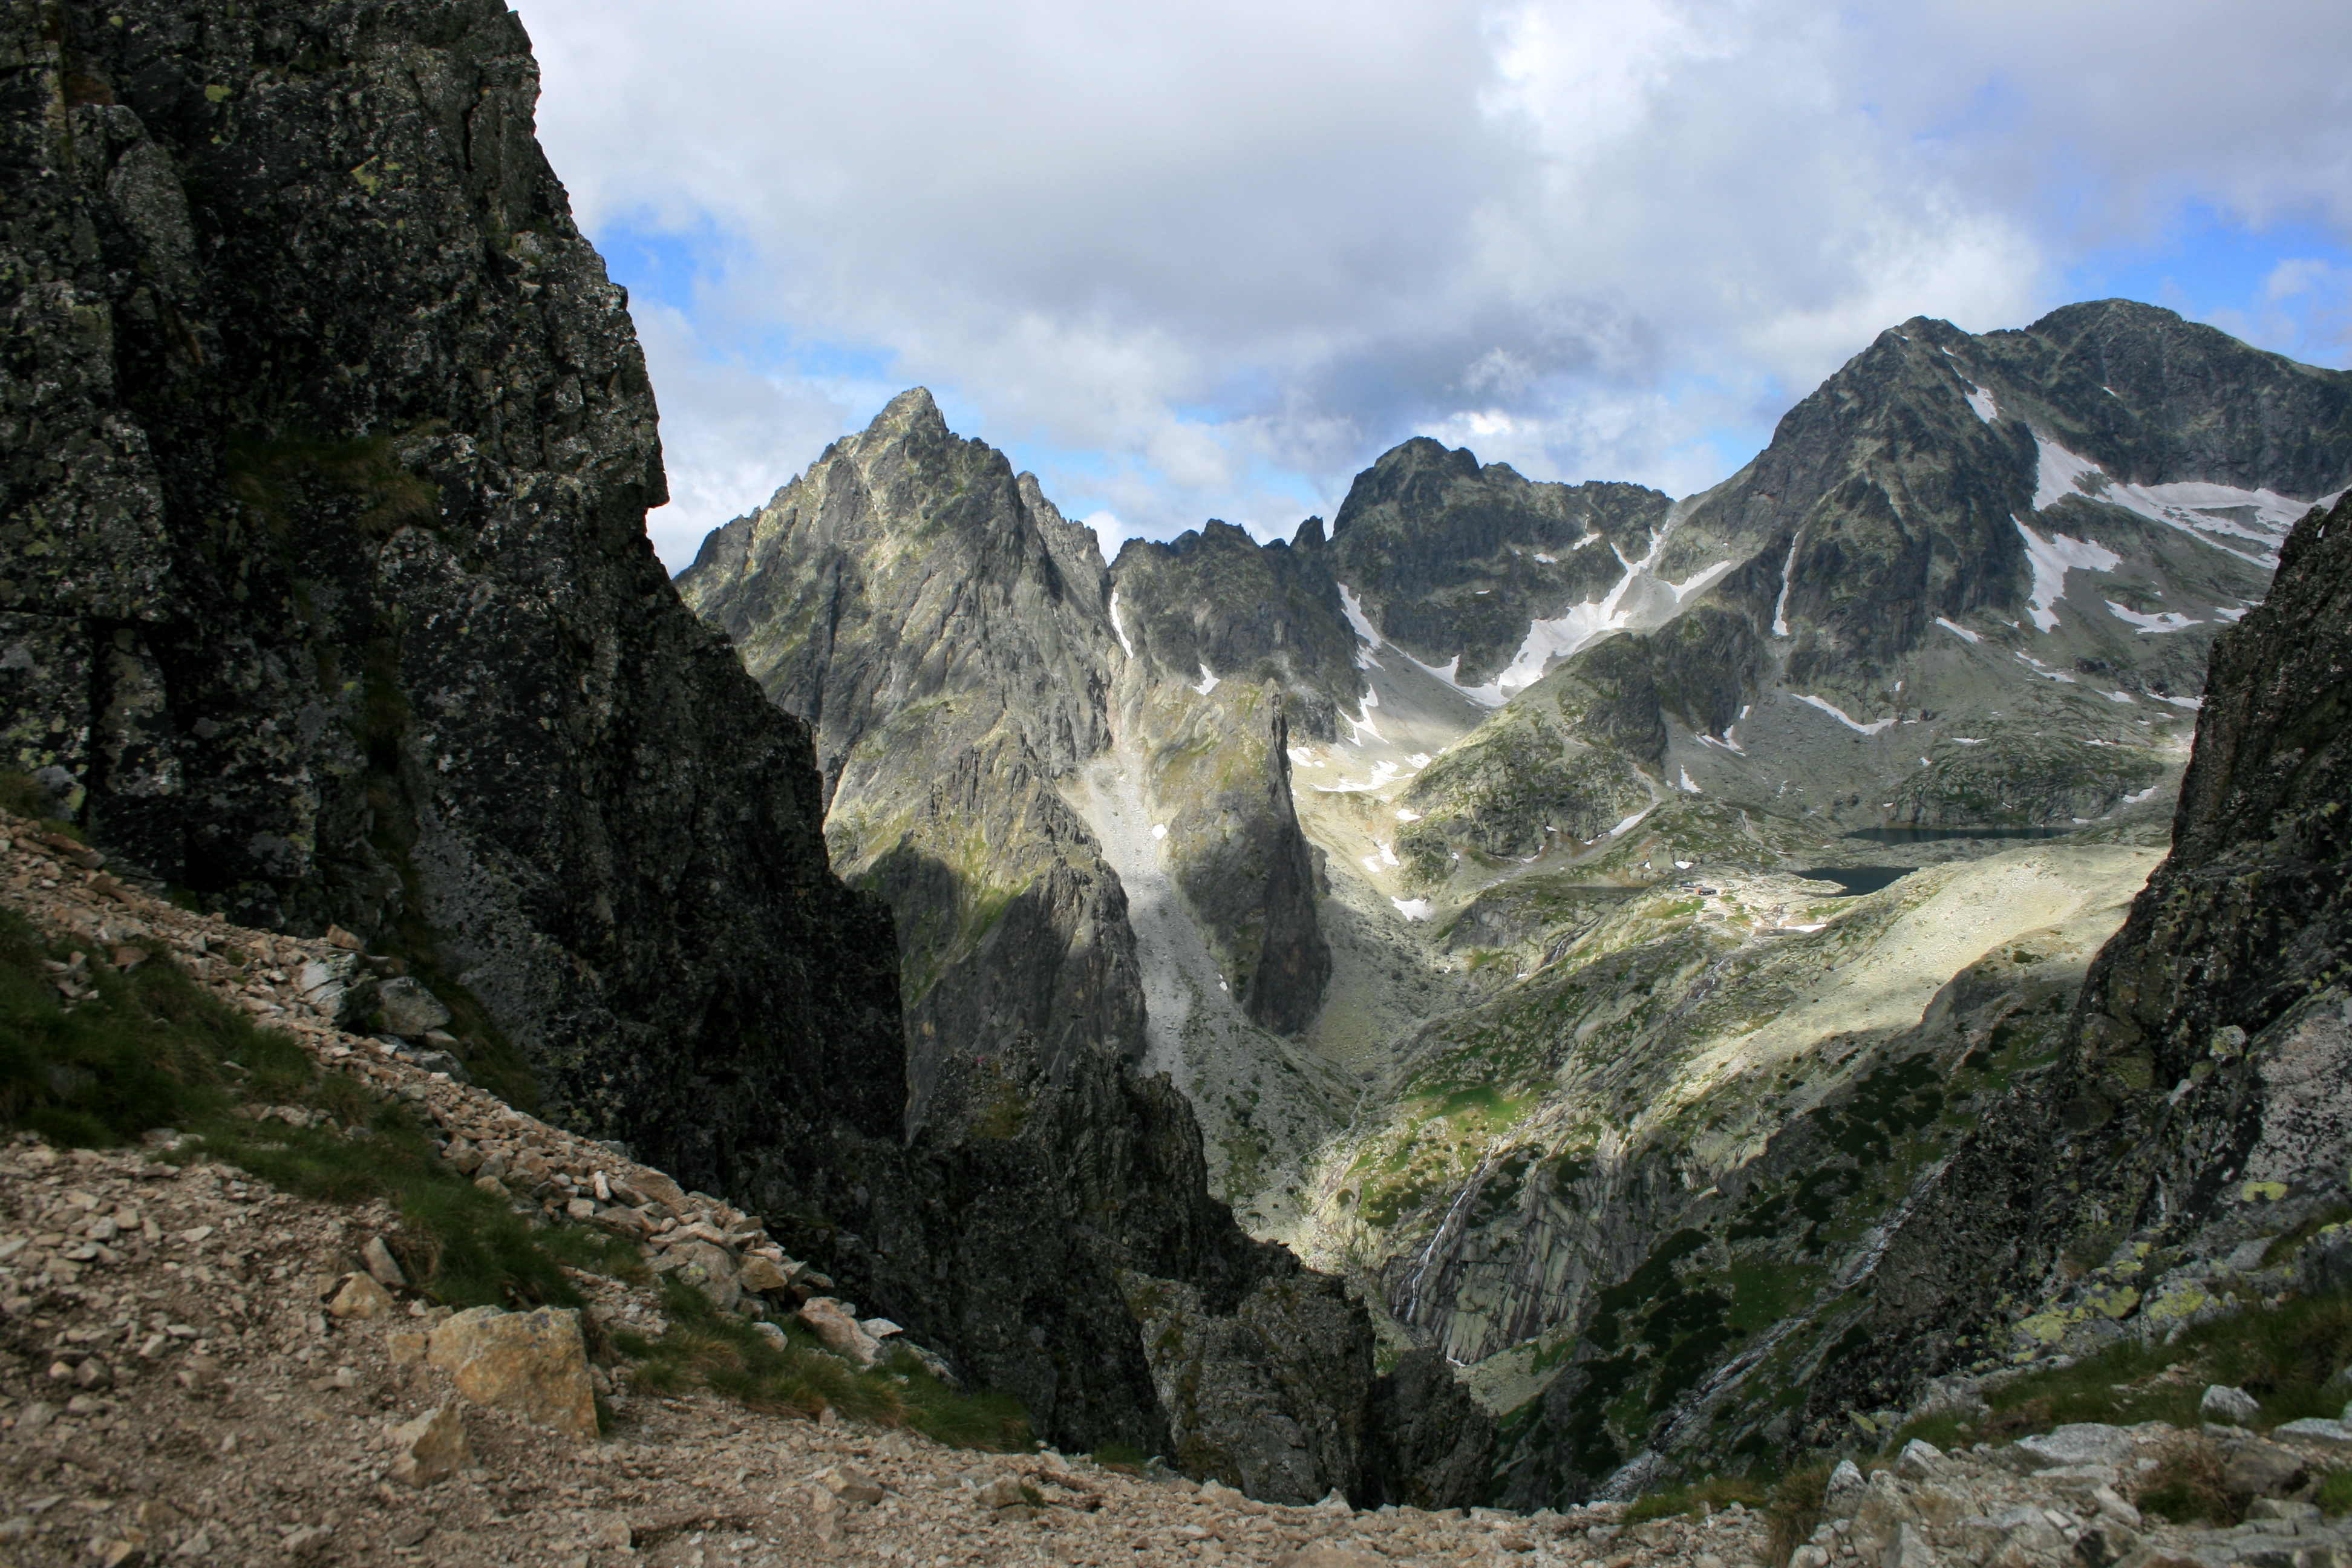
[
  {"xmin": 1316, "ymin": 436, "xmax": 1678, "ymax": 694},
  {"xmin": 868, "ymin": 382, "xmax": 947, "ymax": 436},
  {"xmin": 1330, "ymin": 436, "xmax": 1492, "ymax": 533},
  {"xmin": 1977, "ymin": 300, "xmax": 2351, "ymax": 494}
]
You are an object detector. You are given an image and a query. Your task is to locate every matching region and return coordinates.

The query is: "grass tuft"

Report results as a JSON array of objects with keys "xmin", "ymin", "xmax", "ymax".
[
  {"xmin": 617, "ymin": 1278, "xmax": 1031, "ymax": 1450},
  {"xmin": 1765, "ymin": 1458, "xmax": 1835, "ymax": 1568},
  {"xmin": 0, "ymin": 773, "xmax": 65, "ymax": 826},
  {"xmin": 0, "ymin": 905, "xmax": 635, "ymax": 1310},
  {"xmin": 1624, "ymin": 1472, "xmax": 1771, "ymax": 1523},
  {"xmin": 1089, "ymin": 1442, "xmax": 1148, "ymax": 1474},
  {"xmin": 2133, "ymin": 1435, "xmax": 2242, "ymax": 1527}
]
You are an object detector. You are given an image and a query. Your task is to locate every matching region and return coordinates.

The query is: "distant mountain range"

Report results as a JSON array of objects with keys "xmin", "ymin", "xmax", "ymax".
[
  {"xmin": 680, "ymin": 300, "xmax": 2352, "ymax": 1501},
  {"xmin": 10, "ymin": 0, "xmax": 2342, "ymax": 1504}
]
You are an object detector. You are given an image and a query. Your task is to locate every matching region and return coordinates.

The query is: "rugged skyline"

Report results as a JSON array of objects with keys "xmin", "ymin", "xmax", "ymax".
[
  {"xmin": 524, "ymin": 0, "xmax": 2352, "ymax": 567},
  {"xmin": 672, "ymin": 297, "xmax": 2352, "ymax": 1503}
]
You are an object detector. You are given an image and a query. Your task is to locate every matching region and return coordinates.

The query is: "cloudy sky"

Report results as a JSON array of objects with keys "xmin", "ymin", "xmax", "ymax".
[{"xmin": 521, "ymin": 0, "xmax": 2352, "ymax": 570}]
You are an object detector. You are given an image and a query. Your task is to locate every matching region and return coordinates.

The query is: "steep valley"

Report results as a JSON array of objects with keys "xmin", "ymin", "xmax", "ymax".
[
  {"xmin": 681, "ymin": 304, "xmax": 2352, "ymax": 1504},
  {"xmin": 1, "ymin": 0, "xmax": 2348, "ymax": 1521}
]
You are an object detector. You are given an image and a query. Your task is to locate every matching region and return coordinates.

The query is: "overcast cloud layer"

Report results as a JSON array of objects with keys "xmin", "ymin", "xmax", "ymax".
[{"xmin": 521, "ymin": 0, "xmax": 2352, "ymax": 568}]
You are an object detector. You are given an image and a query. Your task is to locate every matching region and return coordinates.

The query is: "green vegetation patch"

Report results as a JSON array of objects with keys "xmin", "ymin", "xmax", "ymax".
[
  {"xmin": 1883, "ymin": 1282, "xmax": 2352, "ymax": 1469},
  {"xmin": 0, "ymin": 906, "xmax": 629, "ymax": 1310},
  {"xmin": 1623, "ymin": 1472, "xmax": 1771, "ymax": 1522},
  {"xmin": 616, "ymin": 1278, "xmax": 1031, "ymax": 1450}
]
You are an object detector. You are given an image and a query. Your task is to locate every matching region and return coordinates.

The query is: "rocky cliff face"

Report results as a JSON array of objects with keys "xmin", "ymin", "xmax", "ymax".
[
  {"xmin": 675, "ymin": 399, "xmax": 1496, "ymax": 1501},
  {"xmin": 0, "ymin": 0, "xmax": 1486, "ymax": 1506},
  {"xmin": 1665, "ymin": 302, "xmax": 2351, "ymax": 683},
  {"xmin": 1805, "ymin": 489, "xmax": 2352, "ymax": 1424},
  {"xmin": 0, "ymin": 0, "xmax": 903, "ymax": 1177},
  {"xmin": 1107, "ymin": 522, "xmax": 1342, "ymax": 1033},
  {"xmin": 676, "ymin": 390, "xmax": 1143, "ymax": 1126},
  {"xmin": 1321, "ymin": 440, "xmax": 1674, "ymax": 692},
  {"xmin": 679, "ymin": 401, "xmax": 1350, "ymax": 1210},
  {"xmin": 675, "ymin": 400, "xmax": 1345, "ymax": 1069}
]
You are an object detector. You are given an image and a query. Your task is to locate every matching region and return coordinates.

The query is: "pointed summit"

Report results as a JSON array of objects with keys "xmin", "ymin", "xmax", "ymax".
[{"xmin": 871, "ymin": 385, "xmax": 946, "ymax": 437}]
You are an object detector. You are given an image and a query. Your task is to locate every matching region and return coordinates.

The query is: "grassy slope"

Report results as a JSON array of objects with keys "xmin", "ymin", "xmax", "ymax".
[{"xmin": 0, "ymin": 900, "xmax": 1033, "ymax": 1448}]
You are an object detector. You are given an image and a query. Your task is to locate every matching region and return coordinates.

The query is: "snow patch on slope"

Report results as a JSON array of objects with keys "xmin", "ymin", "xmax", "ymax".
[
  {"xmin": 1108, "ymin": 590, "xmax": 1136, "ymax": 658},
  {"xmin": 2013, "ymin": 517, "xmax": 2122, "ymax": 632},
  {"xmin": 1771, "ymin": 535, "xmax": 1801, "ymax": 638},
  {"xmin": 2034, "ymin": 434, "xmax": 2335, "ymax": 569},
  {"xmin": 1398, "ymin": 651, "xmax": 1508, "ymax": 708},
  {"xmin": 1470, "ymin": 552, "xmax": 1735, "ymax": 706},
  {"xmin": 1335, "ymin": 518, "xmax": 1730, "ymax": 711},
  {"xmin": 2103, "ymin": 601, "xmax": 2200, "ymax": 635},
  {"xmin": 1793, "ymin": 694, "xmax": 1896, "ymax": 735}
]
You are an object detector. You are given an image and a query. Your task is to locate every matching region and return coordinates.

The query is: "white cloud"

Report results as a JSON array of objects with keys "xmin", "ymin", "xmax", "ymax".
[
  {"xmin": 622, "ymin": 304, "xmax": 891, "ymax": 569},
  {"xmin": 519, "ymin": 0, "xmax": 2352, "ymax": 567}
]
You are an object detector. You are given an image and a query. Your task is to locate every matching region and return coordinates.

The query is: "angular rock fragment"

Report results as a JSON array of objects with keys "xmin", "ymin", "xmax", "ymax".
[
  {"xmin": 376, "ymin": 978, "xmax": 453, "ymax": 1039},
  {"xmin": 1896, "ymin": 1439, "xmax": 1945, "ymax": 1480},
  {"xmin": 327, "ymin": 1272, "xmax": 395, "ymax": 1321},
  {"xmin": 361, "ymin": 1236, "xmax": 407, "ymax": 1289},
  {"xmin": 388, "ymin": 1403, "xmax": 471, "ymax": 1488},
  {"xmin": 737, "ymin": 1254, "xmax": 794, "ymax": 1294},
  {"xmin": 426, "ymin": 1307, "xmax": 599, "ymax": 1442},
  {"xmin": 798, "ymin": 1298, "xmax": 884, "ymax": 1367},
  {"xmin": 2199, "ymin": 1384, "xmax": 2259, "ymax": 1424},
  {"xmin": 2220, "ymin": 1442, "xmax": 2307, "ymax": 1498}
]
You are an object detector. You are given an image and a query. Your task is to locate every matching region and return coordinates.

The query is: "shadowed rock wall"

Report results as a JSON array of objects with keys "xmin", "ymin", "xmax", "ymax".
[
  {"xmin": 0, "ymin": 0, "xmax": 902, "ymax": 1175},
  {"xmin": 1808, "ymin": 490, "xmax": 2352, "ymax": 1420},
  {"xmin": 0, "ymin": 0, "xmax": 1486, "ymax": 1501}
]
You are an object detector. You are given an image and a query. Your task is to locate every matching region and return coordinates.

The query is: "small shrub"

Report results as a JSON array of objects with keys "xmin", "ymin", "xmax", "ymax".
[
  {"xmin": 2319, "ymin": 1468, "xmax": 2352, "ymax": 1517},
  {"xmin": 1766, "ymin": 1458, "xmax": 1835, "ymax": 1568},
  {"xmin": 2132, "ymin": 1436, "xmax": 2241, "ymax": 1527},
  {"xmin": 0, "ymin": 773, "xmax": 54, "ymax": 821}
]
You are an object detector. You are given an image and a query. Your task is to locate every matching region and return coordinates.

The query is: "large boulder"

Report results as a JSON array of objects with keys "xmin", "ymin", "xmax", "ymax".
[
  {"xmin": 377, "ymin": 977, "xmax": 452, "ymax": 1039},
  {"xmin": 426, "ymin": 1307, "xmax": 598, "ymax": 1442},
  {"xmin": 1122, "ymin": 1270, "xmax": 1374, "ymax": 1506}
]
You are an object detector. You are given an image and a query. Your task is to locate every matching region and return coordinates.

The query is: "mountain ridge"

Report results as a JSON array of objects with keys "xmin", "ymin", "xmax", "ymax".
[
  {"xmin": 679, "ymin": 300, "xmax": 2351, "ymax": 1506},
  {"xmin": 0, "ymin": 0, "xmax": 1482, "ymax": 1505}
]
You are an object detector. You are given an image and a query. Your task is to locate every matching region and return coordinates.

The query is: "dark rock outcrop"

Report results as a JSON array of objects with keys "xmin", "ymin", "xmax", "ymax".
[
  {"xmin": 676, "ymin": 391, "xmax": 1144, "ymax": 1123},
  {"xmin": 0, "ymin": 0, "xmax": 901, "ymax": 1171},
  {"xmin": 1322, "ymin": 439, "xmax": 1674, "ymax": 687},
  {"xmin": 785, "ymin": 980, "xmax": 1478, "ymax": 1501},
  {"xmin": 0, "ymin": 0, "xmax": 1485, "ymax": 1504},
  {"xmin": 1971, "ymin": 298, "xmax": 2352, "ymax": 497},
  {"xmin": 1806, "ymin": 490, "xmax": 2352, "ymax": 1422},
  {"xmin": 1111, "ymin": 518, "xmax": 1362, "ymax": 740},
  {"xmin": 1109, "ymin": 522, "xmax": 1341, "ymax": 1031}
]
